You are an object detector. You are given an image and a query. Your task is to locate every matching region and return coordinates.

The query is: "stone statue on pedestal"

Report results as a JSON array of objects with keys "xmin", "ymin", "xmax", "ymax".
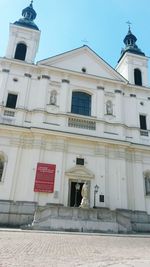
[{"xmin": 80, "ymin": 181, "xmax": 89, "ymax": 208}]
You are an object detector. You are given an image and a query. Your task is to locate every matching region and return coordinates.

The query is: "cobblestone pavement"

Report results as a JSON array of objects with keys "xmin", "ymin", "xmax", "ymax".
[{"xmin": 0, "ymin": 230, "xmax": 150, "ymax": 267}]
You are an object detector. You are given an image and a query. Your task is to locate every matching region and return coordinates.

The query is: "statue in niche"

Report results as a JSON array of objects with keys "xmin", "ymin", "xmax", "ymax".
[
  {"xmin": 50, "ymin": 90, "xmax": 57, "ymax": 105},
  {"xmin": 106, "ymin": 100, "xmax": 113, "ymax": 115},
  {"xmin": 144, "ymin": 171, "xmax": 150, "ymax": 195},
  {"xmin": 0, "ymin": 159, "xmax": 4, "ymax": 181},
  {"xmin": 80, "ymin": 181, "xmax": 89, "ymax": 208}
]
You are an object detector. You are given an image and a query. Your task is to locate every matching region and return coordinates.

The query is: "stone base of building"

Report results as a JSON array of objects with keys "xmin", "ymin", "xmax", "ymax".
[
  {"xmin": 28, "ymin": 205, "xmax": 150, "ymax": 234},
  {"xmin": 1, "ymin": 201, "xmax": 150, "ymax": 233},
  {"xmin": 0, "ymin": 200, "xmax": 37, "ymax": 227}
]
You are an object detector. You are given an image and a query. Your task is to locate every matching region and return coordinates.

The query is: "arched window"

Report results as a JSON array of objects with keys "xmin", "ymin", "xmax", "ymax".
[
  {"xmin": 0, "ymin": 158, "xmax": 4, "ymax": 182},
  {"xmin": 134, "ymin": 68, "xmax": 142, "ymax": 86},
  {"xmin": 71, "ymin": 91, "xmax": 91, "ymax": 116},
  {"xmin": 14, "ymin": 43, "xmax": 27, "ymax": 61}
]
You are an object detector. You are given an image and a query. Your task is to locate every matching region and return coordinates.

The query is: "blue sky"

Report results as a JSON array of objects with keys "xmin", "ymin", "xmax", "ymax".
[{"xmin": 0, "ymin": 0, "xmax": 150, "ymax": 70}]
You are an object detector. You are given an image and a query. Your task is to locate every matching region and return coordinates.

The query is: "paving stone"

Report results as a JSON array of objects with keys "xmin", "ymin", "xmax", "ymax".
[{"xmin": 0, "ymin": 230, "xmax": 150, "ymax": 266}]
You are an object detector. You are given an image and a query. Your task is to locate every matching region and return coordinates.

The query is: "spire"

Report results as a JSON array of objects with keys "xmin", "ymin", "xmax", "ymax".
[
  {"xmin": 14, "ymin": 1, "xmax": 39, "ymax": 31},
  {"xmin": 126, "ymin": 21, "xmax": 132, "ymax": 33},
  {"xmin": 118, "ymin": 23, "xmax": 145, "ymax": 62}
]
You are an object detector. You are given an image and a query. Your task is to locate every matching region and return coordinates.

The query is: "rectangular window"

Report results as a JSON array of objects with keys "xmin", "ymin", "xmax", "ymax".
[
  {"xmin": 139, "ymin": 115, "xmax": 147, "ymax": 130},
  {"xmin": 76, "ymin": 158, "xmax": 84, "ymax": 166},
  {"xmin": 6, "ymin": 93, "xmax": 18, "ymax": 109},
  {"xmin": 99, "ymin": 195, "xmax": 104, "ymax": 202}
]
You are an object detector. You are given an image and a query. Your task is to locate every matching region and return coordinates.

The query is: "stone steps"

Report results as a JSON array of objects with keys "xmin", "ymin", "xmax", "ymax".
[
  {"xmin": 30, "ymin": 206, "xmax": 130, "ymax": 233},
  {"xmin": 27, "ymin": 206, "xmax": 150, "ymax": 234}
]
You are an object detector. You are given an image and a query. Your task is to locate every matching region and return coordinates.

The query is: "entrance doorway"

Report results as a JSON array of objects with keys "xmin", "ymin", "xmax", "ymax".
[{"xmin": 70, "ymin": 181, "xmax": 84, "ymax": 207}]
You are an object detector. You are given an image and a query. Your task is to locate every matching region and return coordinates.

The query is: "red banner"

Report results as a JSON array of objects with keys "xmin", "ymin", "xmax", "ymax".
[{"xmin": 34, "ymin": 163, "xmax": 56, "ymax": 193}]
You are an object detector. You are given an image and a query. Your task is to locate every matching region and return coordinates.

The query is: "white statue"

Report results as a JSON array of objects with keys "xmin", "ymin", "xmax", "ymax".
[
  {"xmin": 50, "ymin": 90, "xmax": 57, "ymax": 105},
  {"xmin": 106, "ymin": 100, "xmax": 113, "ymax": 115},
  {"xmin": 80, "ymin": 181, "xmax": 89, "ymax": 208}
]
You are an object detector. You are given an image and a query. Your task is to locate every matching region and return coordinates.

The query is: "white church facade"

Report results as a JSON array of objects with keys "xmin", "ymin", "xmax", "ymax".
[{"xmin": 0, "ymin": 1, "xmax": 150, "ymax": 229}]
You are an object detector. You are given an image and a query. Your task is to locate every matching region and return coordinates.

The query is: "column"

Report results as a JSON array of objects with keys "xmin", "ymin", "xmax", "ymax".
[
  {"xmin": 59, "ymin": 79, "xmax": 70, "ymax": 113},
  {"xmin": 115, "ymin": 89, "xmax": 123, "ymax": 123},
  {"xmin": 0, "ymin": 69, "xmax": 10, "ymax": 104},
  {"xmin": 96, "ymin": 86, "xmax": 105, "ymax": 119}
]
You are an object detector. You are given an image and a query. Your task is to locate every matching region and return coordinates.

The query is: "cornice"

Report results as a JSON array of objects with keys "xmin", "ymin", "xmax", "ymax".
[
  {"xmin": 0, "ymin": 57, "xmax": 150, "ymax": 91},
  {"xmin": 1, "ymin": 124, "xmax": 150, "ymax": 154}
]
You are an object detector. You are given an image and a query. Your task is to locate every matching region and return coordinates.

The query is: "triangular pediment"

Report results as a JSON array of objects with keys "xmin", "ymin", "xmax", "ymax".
[
  {"xmin": 38, "ymin": 46, "xmax": 127, "ymax": 82},
  {"xmin": 65, "ymin": 165, "xmax": 94, "ymax": 179}
]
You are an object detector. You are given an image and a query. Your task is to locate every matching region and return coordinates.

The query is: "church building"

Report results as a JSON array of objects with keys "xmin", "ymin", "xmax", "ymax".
[{"xmin": 0, "ymin": 1, "xmax": 150, "ymax": 231}]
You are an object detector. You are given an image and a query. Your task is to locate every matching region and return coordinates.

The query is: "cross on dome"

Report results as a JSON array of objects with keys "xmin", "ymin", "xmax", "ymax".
[
  {"xmin": 30, "ymin": 0, "xmax": 33, "ymax": 7},
  {"xmin": 126, "ymin": 21, "xmax": 132, "ymax": 31}
]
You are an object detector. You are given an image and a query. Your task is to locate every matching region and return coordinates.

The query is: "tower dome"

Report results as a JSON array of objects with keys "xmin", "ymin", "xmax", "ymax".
[
  {"xmin": 118, "ymin": 25, "xmax": 145, "ymax": 62},
  {"xmin": 14, "ymin": 1, "xmax": 39, "ymax": 31}
]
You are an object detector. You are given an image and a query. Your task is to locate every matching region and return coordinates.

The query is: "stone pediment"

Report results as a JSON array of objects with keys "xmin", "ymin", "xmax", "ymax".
[
  {"xmin": 38, "ymin": 46, "xmax": 127, "ymax": 82},
  {"xmin": 65, "ymin": 165, "xmax": 94, "ymax": 179}
]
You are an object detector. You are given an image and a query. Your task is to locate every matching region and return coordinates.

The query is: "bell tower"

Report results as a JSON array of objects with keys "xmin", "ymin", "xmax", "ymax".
[
  {"xmin": 5, "ymin": 1, "xmax": 40, "ymax": 64},
  {"xmin": 116, "ymin": 24, "xmax": 149, "ymax": 87}
]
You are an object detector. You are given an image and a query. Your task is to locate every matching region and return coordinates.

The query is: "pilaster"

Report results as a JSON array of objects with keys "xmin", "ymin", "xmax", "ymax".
[{"xmin": 60, "ymin": 79, "xmax": 70, "ymax": 113}]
